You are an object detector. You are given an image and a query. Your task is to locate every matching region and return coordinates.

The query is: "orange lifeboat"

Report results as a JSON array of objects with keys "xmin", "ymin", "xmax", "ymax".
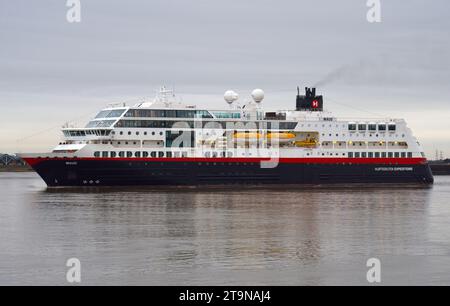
[
  {"xmin": 233, "ymin": 132, "xmax": 262, "ymax": 140},
  {"xmin": 266, "ymin": 132, "xmax": 296, "ymax": 140},
  {"xmin": 295, "ymin": 137, "xmax": 318, "ymax": 148}
]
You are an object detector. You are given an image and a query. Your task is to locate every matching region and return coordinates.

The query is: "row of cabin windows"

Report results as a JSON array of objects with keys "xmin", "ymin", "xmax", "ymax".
[
  {"xmin": 348, "ymin": 123, "xmax": 396, "ymax": 132},
  {"xmin": 348, "ymin": 152, "xmax": 413, "ymax": 158},
  {"xmin": 94, "ymin": 151, "xmax": 188, "ymax": 158},
  {"xmin": 205, "ymin": 151, "xmax": 233, "ymax": 158},
  {"xmin": 125, "ymin": 110, "xmax": 242, "ymax": 119},
  {"xmin": 112, "ymin": 131, "xmax": 164, "ymax": 136},
  {"xmin": 94, "ymin": 151, "xmax": 413, "ymax": 159},
  {"xmin": 93, "ymin": 151, "xmax": 235, "ymax": 158},
  {"xmin": 114, "ymin": 120, "xmax": 297, "ymax": 130},
  {"xmin": 104, "ymin": 141, "xmax": 163, "ymax": 146},
  {"xmin": 211, "ymin": 112, "xmax": 241, "ymax": 119},
  {"xmin": 322, "ymin": 133, "xmax": 405, "ymax": 138},
  {"xmin": 124, "ymin": 109, "xmax": 214, "ymax": 119}
]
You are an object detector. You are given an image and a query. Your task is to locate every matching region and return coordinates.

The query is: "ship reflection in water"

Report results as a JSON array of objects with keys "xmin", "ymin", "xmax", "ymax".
[{"xmin": 1, "ymin": 172, "xmax": 450, "ymax": 285}]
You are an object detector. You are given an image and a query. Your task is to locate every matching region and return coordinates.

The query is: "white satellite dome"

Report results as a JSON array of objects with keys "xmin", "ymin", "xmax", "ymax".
[
  {"xmin": 251, "ymin": 89, "xmax": 265, "ymax": 103},
  {"xmin": 224, "ymin": 90, "xmax": 239, "ymax": 104}
]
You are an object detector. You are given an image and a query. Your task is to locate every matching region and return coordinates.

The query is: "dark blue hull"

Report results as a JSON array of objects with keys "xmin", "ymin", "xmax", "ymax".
[{"xmin": 26, "ymin": 158, "xmax": 434, "ymax": 187}]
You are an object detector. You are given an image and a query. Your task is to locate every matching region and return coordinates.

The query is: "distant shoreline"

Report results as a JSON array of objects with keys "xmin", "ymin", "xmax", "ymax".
[
  {"xmin": 430, "ymin": 164, "xmax": 450, "ymax": 176},
  {"xmin": 0, "ymin": 166, "xmax": 33, "ymax": 172}
]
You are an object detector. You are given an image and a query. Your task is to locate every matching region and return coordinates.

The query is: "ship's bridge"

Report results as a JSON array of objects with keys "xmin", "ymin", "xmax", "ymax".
[
  {"xmin": 62, "ymin": 127, "xmax": 113, "ymax": 140},
  {"xmin": 61, "ymin": 107, "xmax": 127, "ymax": 141}
]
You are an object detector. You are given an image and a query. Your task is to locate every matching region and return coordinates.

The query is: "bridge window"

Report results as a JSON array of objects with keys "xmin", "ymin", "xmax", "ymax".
[
  {"xmin": 165, "ymin": 110, "xmax": 176, "ymax": 117},
  {"xmin": 375, "ymin": 152, "xmax": 380, "ymax": 158},
  {"xmin": 95, "ymin": 110, "xmax": 110, "ymax": 118},
  {"xmin": 106, "ymin": 109, "xmax": 125, "ymax": 118},
  {"xmin": 110, "ymin": 152, "xmax": 117, "ymax": 158},
  {"xmin": 119, "ymin": 151, "xmax": 125, "ymax": 157},
  {"xmin": 388, "ymin": 123, "xmax": 396, "ymax": 131},
  {"xmin": 358, "ymin": 124, "xmax": 367, "ymax": 131},
  {"xmin": 85, "ymin": 120, "xmax": 115, "ymax": 128},
  {"xmin": 212, "ymin": 112, "xmax": 241, "ymax": 119},
  {"xmin": 94, "ymin": 151, "xmax": 100, "ymax": 158},
  {"xmin": 135, "ymin": 152, "xmax": 141, "ymax": 158},
  {"xmin": 95, "ymin": 109, "xmax": 125, "ymax": 119},
  {"xmin": 68, "ymin": 130, "xmax": 87, "ymax": 137},
  {"xmin": 124, "ymin": 109, "xmax": 214, "ymax": 119},
  {"xmin": 196, "ymin": 110, "xmax": 214, "ymax": 119},
  {"xmin": 126, "ymin": 151, "xmax": 132, "ymax": 158},
  {"xmin": 102, "ymin": 151, "xmax": 108, "ymax": 158},
  {"xmin": 378, "ymin": 124, "xmax": 387, "ymax": 131},
  {"xmin": 176, "ymin": 110, "xmax": 195, "ymax": 118},
  {"xmin": 348, "ymin": 123, "xmax": 356, "ymax": 131}
]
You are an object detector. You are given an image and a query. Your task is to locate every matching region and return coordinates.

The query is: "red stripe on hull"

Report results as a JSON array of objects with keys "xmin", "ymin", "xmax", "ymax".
[{"xmin": 22, "ymin": 158, "xmax": 42, "ymax": 167}]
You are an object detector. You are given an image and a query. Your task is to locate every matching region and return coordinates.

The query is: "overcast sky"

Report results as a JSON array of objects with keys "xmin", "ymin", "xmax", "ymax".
[{"xmin": 0, "ymin": 0, "xmax": 449, "ymax": 158}]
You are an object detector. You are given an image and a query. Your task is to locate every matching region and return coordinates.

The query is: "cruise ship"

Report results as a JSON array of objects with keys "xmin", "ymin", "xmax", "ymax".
[{"xmin": 20, "ymin": 86, "xmax": 434, "ymax": 187}]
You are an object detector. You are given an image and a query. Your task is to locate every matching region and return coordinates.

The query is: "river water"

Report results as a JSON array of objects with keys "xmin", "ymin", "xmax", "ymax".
[{"xmin": 1, "ymin": 172, "xmax": 450, "ymax": 285}]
